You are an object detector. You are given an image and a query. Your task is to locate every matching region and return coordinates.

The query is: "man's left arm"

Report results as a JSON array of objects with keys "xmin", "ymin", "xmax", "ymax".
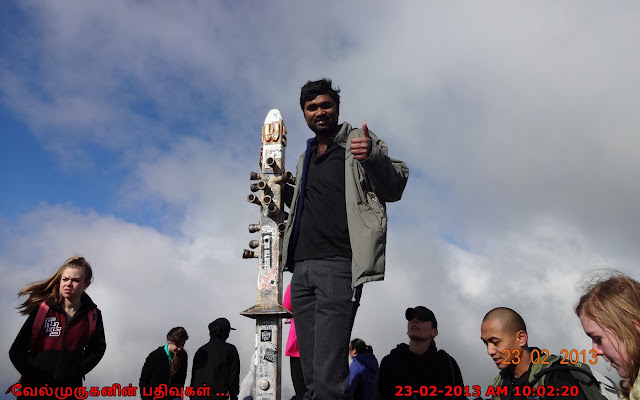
[{"xmin": 351, "ymin": 122, "xmax": 409, "ymax": 203}]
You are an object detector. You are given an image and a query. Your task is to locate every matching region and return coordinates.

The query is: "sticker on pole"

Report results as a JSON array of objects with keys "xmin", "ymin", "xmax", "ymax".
[
  {"xmin": 260, "ymin": 329, "xmax": 273, "ymax": 342},
  {"xmin": 263, "ymin": 347, "xmax": 277, "ymax": 364}
]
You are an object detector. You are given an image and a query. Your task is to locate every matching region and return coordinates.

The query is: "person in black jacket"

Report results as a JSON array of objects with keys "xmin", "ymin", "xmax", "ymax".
[
  {"xmin": 374, "ymin": 306, "xmax": 465, "ymax": 400},
  {"xmin": 190, "ymin": 318, "xmax": 240, "ymax": 400},
  {"xmin": 9, "ymin": 256, "xmax": 106, "ymax": 400},
  {"xmin": 139, "ymin": 327, "xmax": 189, "ymax": 400}
]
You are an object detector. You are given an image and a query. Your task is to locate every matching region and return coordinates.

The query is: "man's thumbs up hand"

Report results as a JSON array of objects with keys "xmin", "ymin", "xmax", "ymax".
[{"xmin": 350, "ymin": 122, "xmax": 372, "ymax": 161}]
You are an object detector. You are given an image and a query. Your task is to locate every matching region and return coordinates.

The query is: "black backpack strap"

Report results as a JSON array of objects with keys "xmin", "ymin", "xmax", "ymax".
[
  {"xmin": 533, "ymin": 364, "xmax": 598, "ymax": 386},
  {"xmin": 437, "ymin": 350, "xmax": 456, "ymax": 387},
  {"xmin": 532, "ymin": 362, "xmax": 610, "ymax": 400}
]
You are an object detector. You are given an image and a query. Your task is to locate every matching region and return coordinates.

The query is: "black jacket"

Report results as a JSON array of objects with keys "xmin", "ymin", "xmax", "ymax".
[
  {"xmin": 139, "ymin": 346, "xmax": 188, "ymax": 400},
  {"xmin": 374, "ymin": 343, "xmax": 465, "ymax": 400},
  {"xmin": 190, "ymin": 319, "xmax": 240, "ymax": 400},
  {"xmin": 9, "ymin": 293, "xmax": 106, "ymax": 398}
]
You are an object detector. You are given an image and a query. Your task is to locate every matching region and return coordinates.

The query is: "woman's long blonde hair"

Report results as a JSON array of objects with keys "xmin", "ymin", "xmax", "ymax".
[
  {"xmin": 575, "ymin": 271, "xmax": 640, "ymax": 398},
  {"xmin": 17, "ymin": 256, "xmax": 93, "ymax": 315}
]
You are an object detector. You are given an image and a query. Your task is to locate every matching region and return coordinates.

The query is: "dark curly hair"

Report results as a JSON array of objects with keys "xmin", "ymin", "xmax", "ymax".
[{"xmin": 299, "ymin": 78, "xmax": 340, "ymax": 114}]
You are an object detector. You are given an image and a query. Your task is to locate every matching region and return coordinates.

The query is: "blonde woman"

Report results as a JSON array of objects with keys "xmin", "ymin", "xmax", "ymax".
[
  {"xmin": 9, "ymin": 256, "xmax": 106, "ymax": 398},
  {"xmin": 576, "ymin": 272, "xmax": 640, "ymax": 399}
]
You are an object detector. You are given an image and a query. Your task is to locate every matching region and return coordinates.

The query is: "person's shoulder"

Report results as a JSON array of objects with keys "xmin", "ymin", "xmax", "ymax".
[
  {"xmin": 226, "ymin": 342, "xmax": 240, "ymax": 353},
  {"xmin": 192, "ymin": 344, "xmax": 207, "ymax": 361},
  {"xmin": 541, "ymin": 359, "xmax": 588, "ymax": 385},
  {"xmin": 359, "ymin": 352, "xmax": 378, "ymax": 361},
  {"xmin": 436, "ymin": 349, "xmax": 456, "ymax": 363},
  {"xmin": 387, "ymin": 343, "xmax": 411, "ymax": 360},
  {"xmin": 195, "ymin": 342, "xmax": 209, "ymax": 352},
  {"xmin": 437, "ymin": 348, "xmax": 459, "ymax": 358},
  {"xmin": 380, "ymin": 345, "xmax": 403, "ymax": 365},
  {"xmin": 351, "ymin": 357, "xmax": 365, "ymax": 368},
  {"xmin": 531, "ymin": 351, "xmax": 563, "ymax": 376},
  {"xmin": 334, "ymin": 122, "xmax": 356, "ymax": 142},
  {"xmin": 342, "ymin": 122, "xmax": 355, "ymax": 131},
  {"xmin": 146, "ymin": 346, "xmax": 165, "ymax": 361},
  {"xmin": 81, "ymin": 292, "xmax": 99, "ymax": 310},
  {"xmin": 345, "ymin": 123, "xmax": 360, "ymax": 137},
  {"xmin": 515, "ymin": 353, "xmax": 579, "ymax": 387},
  {"xmin": 540, "ymin": 365, "xmax": 591, "ymax": 399}
]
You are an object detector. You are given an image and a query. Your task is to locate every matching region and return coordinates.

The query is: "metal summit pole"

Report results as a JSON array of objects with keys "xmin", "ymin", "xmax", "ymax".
[{"xmin": 241, "ymin": 109, "xmax": 293, "ymax": 400}]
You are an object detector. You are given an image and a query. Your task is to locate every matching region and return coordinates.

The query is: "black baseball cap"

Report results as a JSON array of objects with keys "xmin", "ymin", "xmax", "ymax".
[{"xmin": 405, "ymin": 306, "xmax": 438, "ymax": 328}]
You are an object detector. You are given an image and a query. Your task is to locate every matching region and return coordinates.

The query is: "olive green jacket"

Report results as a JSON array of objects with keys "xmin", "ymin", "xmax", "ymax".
[
  {"xmin": 492, "ymin": 351, "xmax": 608, "ymax": 400},
  {"xmin": 630, "ymin": 369, "xmax": 640, "ymax": 400},
  {"xmin": 281, "ymin": 122, "xmax": 409, "ymax": 287}
]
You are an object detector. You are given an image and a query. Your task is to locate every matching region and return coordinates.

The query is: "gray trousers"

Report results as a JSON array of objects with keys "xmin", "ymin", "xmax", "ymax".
[{"xmin": 291, "ymin": 257, "xmax": 363, "ymax": 400}]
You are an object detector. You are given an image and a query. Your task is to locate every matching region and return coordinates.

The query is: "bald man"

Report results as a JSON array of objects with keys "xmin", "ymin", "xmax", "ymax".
[{"xmin": 480, "ymin": 307, "xmax": 601, "ymax": 400}]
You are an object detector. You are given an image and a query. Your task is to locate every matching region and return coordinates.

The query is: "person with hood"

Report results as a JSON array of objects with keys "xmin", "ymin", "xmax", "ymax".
[
  {"xmin": 374, "ymin": 306, "xmax": 465, "ymax": 400},
  {"xmin": 349, "ymin": 338, "xmax": 378, "ymax": 400},
  {"xmin": 190, "ymin": 317, "xmax": 240, "ymax": 400}
]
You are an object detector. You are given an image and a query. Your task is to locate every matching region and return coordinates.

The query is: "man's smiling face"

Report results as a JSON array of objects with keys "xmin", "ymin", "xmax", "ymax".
[{"xmin": 303, "ymin": 94, "xmax": 339, "ymax": 135}]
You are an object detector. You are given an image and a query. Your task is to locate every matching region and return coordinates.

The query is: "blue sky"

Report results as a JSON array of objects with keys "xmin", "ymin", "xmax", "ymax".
[
  {"xmin": 2, "ymin": 1, "xmax": 640, "ymax": 397},
  {"xmin": 0, "ymin": 1, "xmax": 114, "ymax": 219}
]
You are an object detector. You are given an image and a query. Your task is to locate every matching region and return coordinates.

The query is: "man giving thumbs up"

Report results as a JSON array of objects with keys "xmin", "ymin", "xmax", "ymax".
[{"xmin": 281, "ymin": 78, "xmax": 409, "ymax": 400}]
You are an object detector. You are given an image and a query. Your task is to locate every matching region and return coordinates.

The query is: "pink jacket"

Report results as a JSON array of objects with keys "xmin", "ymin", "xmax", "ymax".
[{"xmin": 283, "ymin": 285, "xmax": 299, "ymax": 357}]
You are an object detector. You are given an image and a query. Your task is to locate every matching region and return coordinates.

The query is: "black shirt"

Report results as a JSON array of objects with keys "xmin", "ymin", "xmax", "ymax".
[{"xmin": 293, "ymin": 137, "xmax": 352, "ymax": 261}]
